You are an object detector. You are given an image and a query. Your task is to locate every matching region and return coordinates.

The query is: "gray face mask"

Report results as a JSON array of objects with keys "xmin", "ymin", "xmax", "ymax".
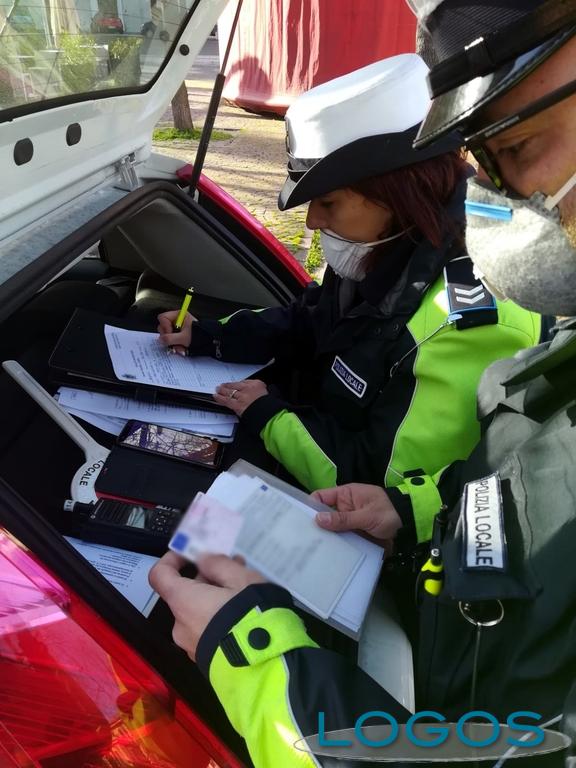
[{"xmin": 465, "ymin": 172, "xmax": 576, "ymax": 316}]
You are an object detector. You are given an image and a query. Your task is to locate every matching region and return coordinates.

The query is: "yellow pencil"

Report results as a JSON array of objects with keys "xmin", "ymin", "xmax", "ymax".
[{"xmin": 174, "ymin": 286, "xmax": 194, "ymax": 331}]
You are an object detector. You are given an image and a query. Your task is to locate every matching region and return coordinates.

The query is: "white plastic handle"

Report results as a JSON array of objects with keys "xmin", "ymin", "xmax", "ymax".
[
  {"xmin": 3, "ymin": 360, "xmax": 103, "ymax": 455},
  {"xmin": 3, "ymin": 360, "xmax": 109, "ymax": 502}
]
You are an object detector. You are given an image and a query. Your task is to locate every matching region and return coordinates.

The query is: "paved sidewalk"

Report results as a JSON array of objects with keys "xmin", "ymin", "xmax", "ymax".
[{"xmin": 153, "ymin": 40, "xmax": 313, "ymax": 268}]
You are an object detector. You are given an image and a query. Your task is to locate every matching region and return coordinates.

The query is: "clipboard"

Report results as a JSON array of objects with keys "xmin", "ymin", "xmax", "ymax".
[{"xmin": 49, "ymin": 308, "xmax": 227, "ymax": 411}]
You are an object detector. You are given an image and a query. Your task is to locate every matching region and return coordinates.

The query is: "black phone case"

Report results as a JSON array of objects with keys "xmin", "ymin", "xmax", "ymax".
[{"xmin": 95, "ymin": 446, "xmax": 217, "ymax": 509}]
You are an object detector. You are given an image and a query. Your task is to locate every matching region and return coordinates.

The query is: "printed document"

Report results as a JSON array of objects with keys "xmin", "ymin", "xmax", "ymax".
[
  {"xmin": 105, "ymin": 325, "xmax": 269, "ymax": 393},
  {"xmin": 235, "ymin": 484, "xmax": 364, "ymax": 618},
  {"xmin": 56, "ymin": 387, "xmax": 237, "ymax": 438},
  {"xmin": 226, "ymin": 460, "xmax": 384, "ymax": 635},
  {"xmin": 170, "ymin": 473, "xmax": 373, "ymax": 623},
  {"xmin": 61, "ymin": 406, "xmax": 234, "ymax": 439},
  {"xmin": 65, "ymin": 537, "xmax": 159, "ymax": 616},
  {"xmin": 58, "ymin": 388, "xmax": 237, "ymax": 424}
]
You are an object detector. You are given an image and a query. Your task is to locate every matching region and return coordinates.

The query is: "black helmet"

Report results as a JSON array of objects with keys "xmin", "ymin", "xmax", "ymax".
[{"xmin": 410, "ymin": 0, "xmax": 576, "ymax": 149}]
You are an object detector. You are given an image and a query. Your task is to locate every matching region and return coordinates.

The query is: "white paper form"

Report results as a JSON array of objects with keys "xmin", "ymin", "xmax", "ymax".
[
  {"xmin": 191, "ymin": 472, "xmax": 367, "ymax": 619},
  {"xmin": 63, "ymin": 406, "xmax": 127, "ymax": 435},
  {"xmin": 64, "ymin": 537, "xmax": 159, "ymax": 616},
  {"xmin": 328, "ymin": 534, "xmax": 383, "ymax": 632},
  {"xmin": 234, "ymin": 485, "xmax": 365, "ymax": 619},
  {"xmin": 263, "ymin": 492, "xmax": 383, "ymax": 632},
  {"xmin": 58, "ymin": 388, "xmax": 237, "ymax": 425},
  {"xmin": 104, "ymin": 326, "xmax": 268, "ymax": 393},
  {"xmin": 222, "ymin": 463, "xmax": 384, "ymax": 636},
  {"xmin": 206, "ymin": 472, "xmax": 263, "ymax": 509},
  {"xmin": 62, "ymin": 405, "xmax": 235, "ymax": 439},
  {"xmin": 57, "ymin": 388, "xmax": 237, "ymax": 438}
]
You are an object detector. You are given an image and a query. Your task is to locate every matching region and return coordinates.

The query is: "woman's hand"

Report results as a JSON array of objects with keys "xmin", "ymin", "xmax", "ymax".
[
  {"xmin": 313, "ymin": 483, "xmax": 402, "ymax": 544},
  {"xmin": 157, "ymin": 310, "xmax": 197, "ymax": 357},
  {"xmin": 149, "ymin": 552, "xmax": 266, "ymax": 661},
  {"xmin": 214, "ymin": 379, "xmax": 269, "ymax": 416}
]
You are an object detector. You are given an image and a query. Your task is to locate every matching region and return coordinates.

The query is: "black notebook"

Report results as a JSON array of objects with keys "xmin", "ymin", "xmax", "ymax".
[{"xmin": 49, "ymin": 308, "xmax": 225, "ymax": 410}]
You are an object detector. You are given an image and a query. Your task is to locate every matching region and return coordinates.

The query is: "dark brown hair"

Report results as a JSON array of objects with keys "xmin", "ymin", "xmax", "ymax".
[{"xmin": 350, "ymin": 149, "xmax": 468, "ymax": 250}]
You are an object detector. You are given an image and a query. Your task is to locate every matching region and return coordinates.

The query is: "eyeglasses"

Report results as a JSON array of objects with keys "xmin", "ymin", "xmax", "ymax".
[{"xmin": 464, "ymin": 77, "xmax": 576, "ymax": 193}]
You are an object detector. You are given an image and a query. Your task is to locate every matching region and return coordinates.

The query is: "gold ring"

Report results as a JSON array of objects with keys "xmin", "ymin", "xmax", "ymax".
[{"xmin": 230, "ymin": 389, "xmax": 239, "ymax": 399}]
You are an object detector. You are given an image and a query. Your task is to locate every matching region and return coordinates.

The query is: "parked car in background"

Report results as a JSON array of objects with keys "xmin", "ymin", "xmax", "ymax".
[
  {"xmin": 0, "ymin": 0, "xmax": 308, "ymax": 764},
  {"xmin": 90, "ymin": 10, "xmax": 124, "ymax": 34}
]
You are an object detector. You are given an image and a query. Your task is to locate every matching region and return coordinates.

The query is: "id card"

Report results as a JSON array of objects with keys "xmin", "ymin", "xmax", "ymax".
[{"xmin": 169, "ymin": 492, "xmax": 244, "ymax": 560}]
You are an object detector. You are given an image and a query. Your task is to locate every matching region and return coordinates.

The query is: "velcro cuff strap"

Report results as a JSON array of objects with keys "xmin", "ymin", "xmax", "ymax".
[
  {"xmin": 243, "ymin": 398, "xmax": 289, "ymax": 435},
  {"xmin": 216, "ymin": 607, "xmax": 317, "ymax": 669},
  {"xmin": 399, "ymin": 475, "xmax": 442, "ymax": 544},
  {"xmin": 187, "ymin": 319, "xmax": 220, "ymax": 356}
]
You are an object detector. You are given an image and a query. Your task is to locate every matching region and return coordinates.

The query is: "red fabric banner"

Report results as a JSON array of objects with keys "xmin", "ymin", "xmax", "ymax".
[{"xmin": 219, "ymin": 0, "xmax": 417, "ymax": 115}]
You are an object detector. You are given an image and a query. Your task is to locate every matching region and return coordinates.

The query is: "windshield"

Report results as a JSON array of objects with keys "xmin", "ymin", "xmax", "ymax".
[{"xmin": 0, "ymin": 0, "xmax": 195, "ymax": 110}]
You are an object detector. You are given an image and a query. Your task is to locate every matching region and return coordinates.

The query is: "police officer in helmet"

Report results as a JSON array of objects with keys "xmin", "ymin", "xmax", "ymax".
[{"xmin": 412, "ymin": 0, "xmax": 576, "ymax": 317}]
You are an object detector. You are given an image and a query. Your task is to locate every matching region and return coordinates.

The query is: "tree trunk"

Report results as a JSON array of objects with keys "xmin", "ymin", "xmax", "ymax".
[{"xmin": 171, "ymin": 82, "xmax": 194, "ymax": 132}]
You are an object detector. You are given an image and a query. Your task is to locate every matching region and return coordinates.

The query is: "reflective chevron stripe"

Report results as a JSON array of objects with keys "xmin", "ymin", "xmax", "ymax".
[{"xmin": 444, "ymin": 257, "xmax": 497, "ymax": 329}]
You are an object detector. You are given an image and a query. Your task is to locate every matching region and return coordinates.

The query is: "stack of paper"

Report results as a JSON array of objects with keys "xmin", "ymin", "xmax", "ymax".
[
  {"xmin": 56, "ymin": 387, "xmax": 238, "ymax": 440},
  {"xmin": 169, "ymin": 461, "xmax": 384, "ymax": 638}
]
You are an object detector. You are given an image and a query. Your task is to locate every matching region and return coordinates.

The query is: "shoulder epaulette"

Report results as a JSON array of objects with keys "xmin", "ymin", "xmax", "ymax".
[{"xmin": 444, "ymin": 256, "xmax": 498, "ymax": 330}]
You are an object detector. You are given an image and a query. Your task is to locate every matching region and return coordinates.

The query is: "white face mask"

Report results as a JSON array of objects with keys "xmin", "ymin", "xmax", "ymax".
[
  {"xmin": 465, "ymin": 171, "xmax": 576, "ymax": 316},
  {"xmin": 320, "ymin": 229, "xmax": 407, "ymax": 281}
]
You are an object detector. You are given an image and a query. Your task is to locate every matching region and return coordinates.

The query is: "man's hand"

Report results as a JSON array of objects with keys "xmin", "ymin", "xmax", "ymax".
[
  {"xmin": 214, "ymin": 379, "xmax": 269, "ymax": 416},
  {"xmin": 157, "ymin": 310, "xmax": 197, "ymax": 357},
  {"xmin": 313, "ymin": 484, "xmax": 402, "ymax": 543},
  {"xmin": 149, "ymin": 552, "xmax": 266, "ymax": 661}
]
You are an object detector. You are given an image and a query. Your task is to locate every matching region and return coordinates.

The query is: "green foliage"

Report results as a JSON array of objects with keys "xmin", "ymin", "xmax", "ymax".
[
  {"xmin": 108, "ymin": 37, "xmax": 142, "ymax": 87},
  {"xmin": 0, "ymin": 16, "xmax": 46, "ymax": 107},
  {"xmin": 108, "ymin": 38, "xmax": 140, "ymax": 57},
  {"xmin": 282, "ymin": 229, "xmax": 303, "ymax": 249},
  {"xmin": 0, "ymin": 71, "xmax": 16, "ymax": 108},
  {"xmin": 304, "ymin": 229, "xmax": 324, "ymax": 278},
  {"xmin": 8, "ymin": 3, "xmax": 47, "ymax": 56},
  {"xmin": 58, "ymin": 33, "xmax": 97, "ymax": 92},
  {"xmin": 15, "ymin": 32, "xmax": 46, "ymax": 57},
  {"xmin": 152, "ymin": 126, "xmax": 232, "ymax": 141}
]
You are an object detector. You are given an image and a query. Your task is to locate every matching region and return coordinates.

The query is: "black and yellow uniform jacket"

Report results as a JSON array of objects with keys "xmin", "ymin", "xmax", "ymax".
[{"xmin": 189, "ymin": 186, "xmax": 541, "ymax": 544}]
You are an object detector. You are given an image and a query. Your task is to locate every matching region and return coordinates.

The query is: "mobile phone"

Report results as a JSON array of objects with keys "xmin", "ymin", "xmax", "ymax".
[
  {"xmin": 63, "ymin": 498, "xmax": 182, "ymax": 556},
  {"xmin": 117, "ymin": 421, "xmax": 224, "ymax": 469}
]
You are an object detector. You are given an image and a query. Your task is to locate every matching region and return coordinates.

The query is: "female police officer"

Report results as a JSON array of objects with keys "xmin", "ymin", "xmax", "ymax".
[{"xmin": 159, "ymin": 53, "xmax": 540, "ymax": 548}]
